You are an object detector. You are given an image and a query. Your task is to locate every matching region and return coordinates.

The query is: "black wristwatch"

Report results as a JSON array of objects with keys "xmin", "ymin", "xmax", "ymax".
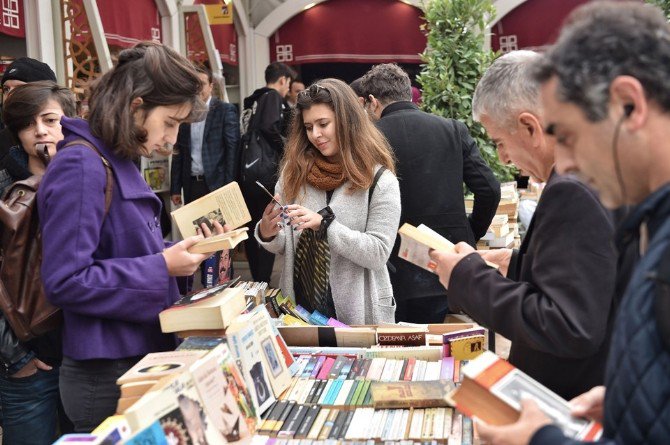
[{"xmin": 317, "ymin": 206, "xmax": 335, "ymax": 238}]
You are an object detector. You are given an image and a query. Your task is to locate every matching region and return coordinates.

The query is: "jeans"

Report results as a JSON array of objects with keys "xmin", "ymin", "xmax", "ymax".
[
  {"xmin": 59, "ymin": 356, "xmax": 141, "ymax": 433},
  {"xmin": 0, "ymin": 367, "xmax": 60, "ymax": 444}
]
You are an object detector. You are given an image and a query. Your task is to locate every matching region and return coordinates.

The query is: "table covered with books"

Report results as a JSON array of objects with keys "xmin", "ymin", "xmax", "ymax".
[{"xmin": 53, "ymin": 280, "xmax": 603, "ymax": 444}]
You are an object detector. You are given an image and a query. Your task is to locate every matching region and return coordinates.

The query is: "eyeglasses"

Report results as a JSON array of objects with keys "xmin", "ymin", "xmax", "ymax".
[{"xmin": 297, "ymin": 83, "xmax": 329, "ymax": 100}]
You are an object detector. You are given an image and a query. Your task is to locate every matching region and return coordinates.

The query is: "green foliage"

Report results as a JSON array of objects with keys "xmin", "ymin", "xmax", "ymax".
[
  {"xmin": 646, "ymin": 0, "xmax": 670, "ymax": 20},
  {"xmin": 417, "ymin": 0, "xmax": 515, "ymax": 182}
]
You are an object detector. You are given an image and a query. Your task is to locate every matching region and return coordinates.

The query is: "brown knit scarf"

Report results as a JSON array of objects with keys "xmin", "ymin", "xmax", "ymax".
[{"xmin": 307, "ymin": 157, "xmax": 346, "ymax": 191}]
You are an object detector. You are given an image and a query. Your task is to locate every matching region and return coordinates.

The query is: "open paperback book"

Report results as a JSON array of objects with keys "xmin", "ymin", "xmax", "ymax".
[
  {"xmin": 449, "ymin": 351, "xmax": 602, "ymax": 441},
  {"xmin": 171, "ymin": 181, "xmax": 251, "ymax": 254},
  {"xmin": 398, "ymin": 223, "xmax": 498, "ymax": 270}
]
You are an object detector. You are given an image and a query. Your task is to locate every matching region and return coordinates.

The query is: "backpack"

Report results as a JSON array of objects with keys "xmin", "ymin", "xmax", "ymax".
[
  {"xmin": 238, "ymin": 93, "xmax": 282, "ymax": 190},
  {"xmin": 0, "ymin": 139, "xmax": 113, "ymax": 341}
]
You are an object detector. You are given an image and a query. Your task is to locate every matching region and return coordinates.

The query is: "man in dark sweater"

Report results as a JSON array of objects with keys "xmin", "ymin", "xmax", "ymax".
[
  {"xmin": 429, "ymin": 50, "xmax": 618, "ymax": 401},
  {"xmin": 360, "ymin": 63, "xmax": 500, "ymax": 323},
  {"xmin": 239, "ymin": 62, "xmax": 295, "ymax": 283}
]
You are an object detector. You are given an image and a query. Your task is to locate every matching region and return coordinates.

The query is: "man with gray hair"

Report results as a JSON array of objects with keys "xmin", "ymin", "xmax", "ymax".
[
  {"xmin": 429, "ymin": 50, "xmax": 618, "ymax": 400},
  {"xmin": 361, "ymin": 63, "xmax": 500, "ymax": 323},
  {"xmin": 470, "ymin": 2, "xmax": 670, "ymax": 444}
]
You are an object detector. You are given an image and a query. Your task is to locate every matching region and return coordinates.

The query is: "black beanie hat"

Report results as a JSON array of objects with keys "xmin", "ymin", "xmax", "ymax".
[{"xmin": 1, "ymin": 57, "xmax": 57, "ymax": 86}]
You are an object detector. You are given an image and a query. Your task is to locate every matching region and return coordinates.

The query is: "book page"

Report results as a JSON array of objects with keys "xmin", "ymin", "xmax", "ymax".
[{"xmin": 172, "ymin": 182, "xmax": 251, "ymax": 238}]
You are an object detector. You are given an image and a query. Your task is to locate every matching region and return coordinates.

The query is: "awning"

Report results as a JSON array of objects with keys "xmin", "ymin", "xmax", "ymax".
[
  {"xmin": 491, "ymin": 0, "xmax": 589, "ymax": 52},
  {"xmin": 96, "ymin": 0, "xmax": 162, "ymax": 48},
  {"xmin": 0, "ymin": 0, "xmax": 25, "ymax": 38},
  {"xmin": 270, "ymin": 0, "xmax": 426, "ymax": 64},
  {"xmin": 194, "ymin": 0, "xmax": 238, "ymax": 66}
]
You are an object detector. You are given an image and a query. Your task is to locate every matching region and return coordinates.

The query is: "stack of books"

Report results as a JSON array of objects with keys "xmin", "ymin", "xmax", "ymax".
[{"xmin": 468, "ymin": 182, "xmax": 521, "ymax": 250}]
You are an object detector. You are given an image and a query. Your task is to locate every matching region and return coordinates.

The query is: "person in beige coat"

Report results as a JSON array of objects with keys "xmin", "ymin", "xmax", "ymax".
[{"xmin": 255, "ymin": 78, "xmax": 401, "ymax": 325}]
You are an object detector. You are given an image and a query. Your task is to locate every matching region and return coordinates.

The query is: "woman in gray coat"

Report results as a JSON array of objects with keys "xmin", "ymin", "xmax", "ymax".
[{"xmin": 256, "ymin": 79, "xmax": 401, "ymax": 325}]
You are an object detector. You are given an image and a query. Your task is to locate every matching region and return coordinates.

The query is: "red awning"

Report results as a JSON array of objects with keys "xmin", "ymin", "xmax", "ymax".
[
  {"xmin": 0, "ymin": 0, "xmax": 25, "ymax": 38},
  {"xmin": 96, "ymin": 0, "xmax": 162, "ymax": 48},
  {"xmin": 270, "ymin": 0, "xmax": 426, "ymax": 64},
  {"xmin": 491, "ymin": 0, "xmax": 589, "ymax": 52},
  {"xmin": 194, "ymin": 0, "xmax": 238, "ymax": 66}
]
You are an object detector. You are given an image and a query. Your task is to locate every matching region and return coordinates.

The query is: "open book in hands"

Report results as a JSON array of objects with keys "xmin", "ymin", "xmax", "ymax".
[
  {"xmin": 398, "ymin": 223, "xmax": 498, "ymax": 271},
  {"xmin": 187, "ymin": 227, "xmax": 249, "ymax": 254},
  {"xmin": 171, "ymin": 182, "xmax": 251, "ymax": 253}
]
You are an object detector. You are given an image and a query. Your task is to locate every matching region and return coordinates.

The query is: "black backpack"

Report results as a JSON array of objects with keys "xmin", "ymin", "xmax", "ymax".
[{"xmin": 238, "ymin": 93, "xmax": 282, "ymax": 190}]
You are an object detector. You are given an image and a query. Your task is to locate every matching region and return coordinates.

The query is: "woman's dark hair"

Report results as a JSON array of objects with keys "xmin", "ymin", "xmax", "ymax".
[
  {"xmin": 87, "ymin": 41, "xmax": 206, "ymax": 159},
  {"xmin": 2, "ymin": 80, "xmax": 76, "ymax": 141}
]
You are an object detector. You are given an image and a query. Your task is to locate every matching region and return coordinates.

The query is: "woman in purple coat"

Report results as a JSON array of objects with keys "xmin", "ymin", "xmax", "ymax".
[{"xmin": 37, "ymin": 42, "xmax": 217, "ymax": 432}]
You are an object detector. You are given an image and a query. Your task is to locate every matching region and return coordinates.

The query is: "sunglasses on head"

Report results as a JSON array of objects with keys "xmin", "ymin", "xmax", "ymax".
[{"xmin": 298, "ymin": 83, "xmax": 329, "ymax": 99}]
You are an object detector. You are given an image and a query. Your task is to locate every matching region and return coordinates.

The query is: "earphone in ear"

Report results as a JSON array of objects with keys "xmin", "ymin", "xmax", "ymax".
[{"xmin": 624, "ymin": 103, "xmax": 634, "ymax": 117}]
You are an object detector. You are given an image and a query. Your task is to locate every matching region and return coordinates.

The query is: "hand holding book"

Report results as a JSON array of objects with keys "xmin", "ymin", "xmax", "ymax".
[{"xmin": 476, "ymin": 398, "xmax": 552, "ymax": 445}]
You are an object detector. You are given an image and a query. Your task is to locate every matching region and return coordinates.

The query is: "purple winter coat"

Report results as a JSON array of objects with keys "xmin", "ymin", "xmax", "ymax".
[{"xmin": 37, "ymin": 116, "xmax": 179, "ymax": 360}]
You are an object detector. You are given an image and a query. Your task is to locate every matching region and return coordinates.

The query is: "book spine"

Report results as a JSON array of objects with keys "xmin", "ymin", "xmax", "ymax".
[{"xmin": 326, "ymin": 318, "xmax": 349, "ymax": 328}]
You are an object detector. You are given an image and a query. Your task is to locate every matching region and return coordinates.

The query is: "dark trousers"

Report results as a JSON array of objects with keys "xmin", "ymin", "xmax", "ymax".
[
  {"xmin": 59, "ymin": 356, "xmax": 141, "ymax": 433},
  {"xmin": 243, "ymin": 187, "xmax": 275, "ymax": 283},
  {"xmin": 395, "ymin": 295, "xmax": 450, "ymax": 324}
]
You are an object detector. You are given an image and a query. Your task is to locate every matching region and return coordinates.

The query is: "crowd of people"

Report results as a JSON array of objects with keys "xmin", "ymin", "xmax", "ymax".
[{"xmin": 0, "ymin": 1, "xmax": 668, "ymax": 443}]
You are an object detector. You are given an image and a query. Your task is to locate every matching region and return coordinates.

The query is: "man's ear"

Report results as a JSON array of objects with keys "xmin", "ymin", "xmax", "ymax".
[{"xmin": 518, "ymin": 112, "xmax": 543, "ymax": 148}]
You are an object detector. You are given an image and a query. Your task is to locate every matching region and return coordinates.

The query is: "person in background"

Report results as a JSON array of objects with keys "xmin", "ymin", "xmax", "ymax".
[
  {"xmin": 170, "ymin": 64, "xmax": 239, "ymax": 288},
  {"xmin": 360, "ymin": 63, "xmax": 500, "ymax": 323},
  {"xmin": 471, "ymin": 2, "xmax": 670, "ymax": 444},
  {"xmin": 257, "ymin": 79, "xmax": 401, "ymax": 325},
  {"xmin": 286, "ymin": 78, "xmax": 305, "ymax": 108},
  {"xmin": 240, "ymin": 62, "xmax": 296, "ymax": 284},
  {"xmin": 429, "ymin": 51, "xmax": 618, "ymax": 401},
  {"xmin": 0, "ymin": 57, "xmax": 58, "ymax": 195},
  {"xmin": 1, "ymin": 80, "xmax": 75, "ymax": 444},
  {"xmin": 37, "ymin": 42, "xmax": 222, "ymax": 432}
]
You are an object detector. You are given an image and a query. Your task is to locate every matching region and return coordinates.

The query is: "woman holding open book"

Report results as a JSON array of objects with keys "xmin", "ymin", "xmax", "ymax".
[
  {"xmin": 36, "ymin": 42, "xmax": 222, "ymax": 433},
  {"xmin": 257, "ymin": 79, "xmax": 401, "ymax": 325}
]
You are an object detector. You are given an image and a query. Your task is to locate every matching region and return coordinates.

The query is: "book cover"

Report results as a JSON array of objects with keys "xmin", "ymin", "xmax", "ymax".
[
  {"xmin": 123, "ymin": 421, "xmax": 168, "ymax": 445},
  {"xmin": 376, "ymin": 327, "xmax": 427, "ymax": 347},
  {"xmin": 370, "ymin": 380, "xmax": 456, "ymax": 408},
  {"xmin": 190, "ymin": 344, "xmax": 251, "ymax": 442},
  {"xmin": 448, "ymin": 334, "xmax": 485, "ymax": 360},
  {"xmin": 450, "ymin": 351, "xmax": 603, "ymax": 440},
  {"xmin": 171, "ymin": 181, "xmax": 251, "ymax": 238},
  {"xmin": 159, "ymin": 286, "xmax": 246, "ymax": 333},
  {"xmin": 176, "ymin": 336, "xmax": 227, "ymax": 352},
  {"xmin": 117, "ymin": 350, "xmax": 206, "ymax": 386},
  {"xmin": 226, "ymin": 314, "xmax": 276, "ymax": 415},
  {"xmin": 244, "ymin": 307, "xmax": 292, "ymax": 397}
]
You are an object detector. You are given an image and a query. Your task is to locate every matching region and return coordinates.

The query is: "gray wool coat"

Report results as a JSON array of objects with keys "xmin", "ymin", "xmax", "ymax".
[{"xmin": 255, "ymin": 168, "xmax": 401, "ymax": 325}]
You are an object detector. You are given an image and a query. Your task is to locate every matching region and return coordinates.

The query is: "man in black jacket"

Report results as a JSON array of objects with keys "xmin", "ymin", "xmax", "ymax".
[
  {"xmin": 360, "ymin": 63, "xmax": 501, "ymax": 323},
  {"xmin": 239, "ymin": 62, "xmax": 295, "ymax": 283},
  {"xmin": 429, "ymin": 50, "xmax": 618, "ymax": 401}
]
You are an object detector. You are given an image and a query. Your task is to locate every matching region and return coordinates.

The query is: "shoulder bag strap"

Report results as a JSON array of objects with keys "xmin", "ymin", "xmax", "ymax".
[{"xmin": 61, "ymin": 139, "xmax": 114, "ymax": 216}]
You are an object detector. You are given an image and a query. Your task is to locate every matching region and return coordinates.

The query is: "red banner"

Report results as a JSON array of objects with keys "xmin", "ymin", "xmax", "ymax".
[
  {"xmin": 96, "ymin": 0, "xmax": 161, "ymax": 48},
  {"xmin": 270, "ymin": 0, "xmax": 426, "ymax": 65},
  {"xmin": 491, "ymin": 0, "xmax": 589, "ymax": 52},
  {"xmin": 0, "ymin": 0, "xmax": 25, "ymax": 38}
]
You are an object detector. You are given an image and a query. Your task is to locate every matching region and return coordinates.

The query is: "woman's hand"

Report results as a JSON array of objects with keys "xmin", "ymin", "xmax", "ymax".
[
  {"xmin": 197, "ymin": 219, "xmax": 227, "ymax": 237},
  {"xmin": 259, "ymin": 195, "xmax": 284, "ymax": 241},
  {"xmin": 12, "ymin": 358, "xmax": 52, "ymax": 378},
  {"xmin": 285, "ymin": 204, "xmax": 323, "ymax": 231},
  {"xmin": 162, "ymin": 236, "xmax": 209, "ymax": 276}
]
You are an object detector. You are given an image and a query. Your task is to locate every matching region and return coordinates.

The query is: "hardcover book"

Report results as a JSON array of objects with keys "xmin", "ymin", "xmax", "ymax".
[
  {"xmin": 369, "ymin": 380, "xmax": 455, "ymax": 408},
  {"xmin": 450, "ymin": 351, "xmax": 603, "ymax": 440}
]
